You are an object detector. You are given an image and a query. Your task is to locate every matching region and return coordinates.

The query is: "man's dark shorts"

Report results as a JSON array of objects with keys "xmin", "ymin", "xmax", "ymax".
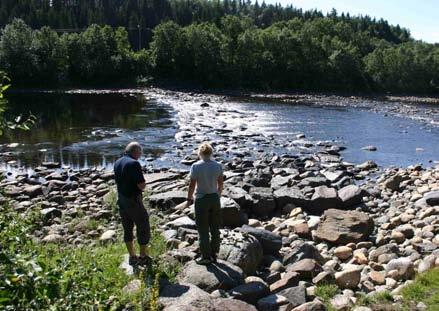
[{"xmin": 118, "ymin": 194, "xmax": 150, "ymax": 245}]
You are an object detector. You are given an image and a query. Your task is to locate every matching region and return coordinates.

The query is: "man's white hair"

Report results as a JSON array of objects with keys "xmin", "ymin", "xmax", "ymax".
[{"xmin": 125, "ymin": 142, "xmax": 142, "ymax": 155}]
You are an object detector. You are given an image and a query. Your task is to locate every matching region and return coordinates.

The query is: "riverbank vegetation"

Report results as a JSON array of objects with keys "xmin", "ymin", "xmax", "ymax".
[
  {"xmin": 0, "ymin": 199, "xmax": 178, "ymax": 310},
  {"xmin": 0, "ymin": 1, "xmax": 438, "ymax": 93}
]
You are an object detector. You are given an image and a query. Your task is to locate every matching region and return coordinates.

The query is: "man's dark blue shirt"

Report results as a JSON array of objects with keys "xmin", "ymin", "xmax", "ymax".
[{"xmin": 114, "ymin": 155, "xmax": 145, "ymax": 198}]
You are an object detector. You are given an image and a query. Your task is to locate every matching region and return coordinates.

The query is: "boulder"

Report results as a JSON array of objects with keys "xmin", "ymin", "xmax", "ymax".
[
  {"xmin": 177, "ymin": 260, "xmax": 244, "ymax": 292},
  {"xmin": 334, "ymin": 264, "xmax": 362, "ymax": 289},
  {"xmin": 292, "ymin": 301, "xmax": 326, "ymax": 311},
  {"xmin": 40, "ymin": 207, "xmax": 62, "ymax": 220},
  {"xmin": 386, "ymin": 257, "xmax": 415, "ymax": 280},
  {"xmin": 269, "ymin": 271, "xmax": 300, "ymax": 293},
  {"xmin": 287, "ymin": 259, "xmax": 323, "ymax": 281},
  {"xmin": 257, "ymin": 294, "xmax": 293, "ymax": 311},
  {"xmin": 229, "ymin": 278, "xmax": 269, "ymax": 304},
  {"xmin": 99, "ymin": 230, "xmax": 116, "ymax": 241},
  {"xmin": 338, "ymin": 185, "xmax": 364, "ymax": 208},
  {"xmin": 167, "ymin": 216, "xmax": 196, "ymax": 229},
  {"xmin": 314, "ymin": 209, "xmax": 374, "ymax": 245},
  {"xmin": 383, "ymin": 175, "xmax": 402, "ymax": 191},
  {"xmin": 273, "ymin": 187, "xmax": 305, "ymax": 209},
  {"xmin": 249, "ymin": 187, "xmax": 276, "ymax": 217},
  {"xmin": 283, "ymin": 241, "xmax": 325, "ymax": 265},
  {"xmin": 424, "ymin": 191, "xmax": 439, "ymax": 206},
  {"xmin": 24, "ymin": 185, "xmax": 44, "ymax": 198},
  {"xmin": 277, "ymin": 286, "xmax": 306, "ymax": 308},
  {"xmin": 149, "ymin": 190, "xmax": 187, "ymax": 210},
  {"xmin": 240, "ymin": 225, "xmax": 282, "ymax": 255},
  {"xmin": 213, "ymin": 298, "xmax": 258, "ymax": 311},
  {"xmin": 308, "ymin": 186, "xmax": 341, "ymax": 213},
  {"xmin": 224, "ymin": 186, "xmax": 253, "ymax": 209},
  {"xmin": 159, "ymin": 283, "xmax": 214, "ymax": 310},
  {"xmin": 218, "ymin": 230, "xmax": 263, "ymax": 275},
  {"xmin": 221, "ymin": 197, "xmax": 248, "ymax": 228}
]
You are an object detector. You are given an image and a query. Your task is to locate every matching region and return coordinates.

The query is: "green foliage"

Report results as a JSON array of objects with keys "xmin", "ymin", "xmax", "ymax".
[
  {"xmin": 0, "ymin": 2, "xmax": 437, "ymax": 92},
  {"xmin": 356, "ymin": 291, "xmax": 394, "ymax": 307},
  {"xmin": 0, "ymin": 19, "xmax": 148, "ymax": 86},
  {"xmin": 0, "ymin": 71, "xmax": 35, "ymax": 136},
  {"xmin": 315, "ymin": 283, "xmax": 339, "ymax": 302},
  {"xmin": 0, "ymin": 201, "xmax": 180, "ymax": 310},
  {"xmin": 401, "ymin": 268, "xmax": 439, "ymax": 310}
]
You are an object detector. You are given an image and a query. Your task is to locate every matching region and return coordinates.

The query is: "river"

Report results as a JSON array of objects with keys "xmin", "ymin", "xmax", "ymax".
[{"xmin": 1, "ymin": 89, "xmax": 439, "ymax": 175}]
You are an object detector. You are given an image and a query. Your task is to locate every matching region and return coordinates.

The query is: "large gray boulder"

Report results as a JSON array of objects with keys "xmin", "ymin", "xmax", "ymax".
[
  {"xmin": 307, "ymin": 186, "xmax": 341, "ymax": 214},
  {"xmin": 149, "ymin": 190, "xmax": 187, "ymax": 210},
  {"xmin": 177, "ymin": 260, "xmax": 244, "ymax": 292},
  {"xmin": 218, "ymin": 230, "xmax": 263, "ymax": 275},
  {"xmin": 338, "ymin": 185, "xmax": 364, "ymax": 208},
  {"xmin": 229, "ymin": 277, "xmax": 269, "ymax": 304},
  {"xmin": 283, "ymin": 241, "xmax": 325, "ymax": 265},
  {"xmin": 314, "ymin": 209, "xmax": 374, "ymax": 245},
  {"xmin": 240, "ymin": 225, "xmax": 282, "ymax": 255},
  {"xmin": 273, "ymin": 187, "xmax": 305, "ymax": 209},
  {"xmin": 249, "ymin": 187, "xmax": 276, "ymax": 217},
  {"xmin": 221, "ymin": 197, "xmax": 248, "ymax": 228}
]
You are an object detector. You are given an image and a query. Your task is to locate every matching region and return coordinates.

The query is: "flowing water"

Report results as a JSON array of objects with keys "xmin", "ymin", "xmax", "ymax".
[{"xmin": 1, "ymin": 90, "xmax": 439, "ymax": 174}]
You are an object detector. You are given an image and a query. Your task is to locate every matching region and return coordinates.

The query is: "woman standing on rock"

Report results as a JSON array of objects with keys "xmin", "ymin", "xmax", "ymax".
[{"xmin": 187, "ymin": 142, "xmax": 224, "ymax": 265}]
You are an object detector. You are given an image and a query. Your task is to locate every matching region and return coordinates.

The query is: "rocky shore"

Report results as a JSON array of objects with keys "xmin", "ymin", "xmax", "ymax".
[{"xmin": 1, "ymin": 90, "xmax": 439, "ymax": 310}]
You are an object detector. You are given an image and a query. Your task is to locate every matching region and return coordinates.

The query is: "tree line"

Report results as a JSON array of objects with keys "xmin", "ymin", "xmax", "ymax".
[{"xmin": 0, "ymin": 0, "xmax": 438, "ymax": 93}]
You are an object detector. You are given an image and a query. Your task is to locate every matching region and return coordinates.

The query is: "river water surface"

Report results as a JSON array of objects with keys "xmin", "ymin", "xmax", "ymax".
[{"xmin": 1, "ymin": 90, "xmax": 439, "ymax": 173}]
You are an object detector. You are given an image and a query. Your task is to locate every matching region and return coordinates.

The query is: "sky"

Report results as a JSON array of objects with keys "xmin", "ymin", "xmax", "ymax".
[{"xmin": 264, "ymin": 0, "xmax": 439, "ymax": 43}]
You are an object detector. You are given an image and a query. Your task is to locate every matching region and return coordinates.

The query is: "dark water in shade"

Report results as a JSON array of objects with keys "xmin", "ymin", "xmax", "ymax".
[
  {"xmin": 0, "ymin": 92, "xmax": 176, "ymax": 170},
  {"xmin": 2, "ymin": 91, "xmax": 439, "ymax": 173}
]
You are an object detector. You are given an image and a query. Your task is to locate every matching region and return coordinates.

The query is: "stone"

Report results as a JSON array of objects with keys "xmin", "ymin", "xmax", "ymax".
[
  {"xmin": 149, "ymin": 190, "xmax": 187, "ymax": 210},
  {"xmin": 288, "ymin": 259, "xmax": 323, "ymax": 281},
  {"xmin": 240, "ymin": 225, "xmax": 282, "ymax": 255},
  {"xmin": 361, "ymin": 145, "xmax": 377, "ymax": 151},
  {"xmin": 177, "ymin": 260, "xmax": 244, "ymax": 292},
  {"xmin": 334, "ymin": 246, "xmax": 353, "ymax": 260},
  {"xmin": 40, "ymin": 207, "xmax": 62, "ymax": 220},
  {"xmin": 159, "ymin": 282, "xmax": 214, "ymax": 310},
  {"xmin": 273, "ymin": 187, "xmax": 306, "ymax": 210},
  {"xmin": 24, "ymin": 185, "xmax": 44, "ymax": 198},
  {"xmin": 167, "ymin": 216, "xmax": 196, "ymax": 229},
  {"xmin": 221, "ymin": 197, "xmax": 247, "ymax": 228},
  {"xmin": 277, "ymin": 286, "xmax": 307, "ymax": 308},
  {"xmin": 213, "ymin": 298, "xmax": 258, "ymax": 311},
  {"xmin": 291, "ymin": 300, "xmax": 326, "ymax": 311},
  {"xmin": 338, "ymin": 185, "xmax": 363, "ymax": 208},
  {"xmin": 218, "ymin": 230, "xmax": 263, "ymax": 275},
  {"xmin": 369, "ymin": 271, "xmax": 385, "ymax": 285},
  {"xmin": 99, "ymin": 229, "xmax": 116, "ymax": 241},
  {"xmin": 270, "ymin": 271, "xmax": 300, "ymax": 293},
  {"xmin": 314, "ymin": 209, "xmax": 374, "ymax": 245},
  {"xmin": 424, "ymin": 191, "xmax": 439, "ymax": 206},
  {"xmin": 386, "ymin": 257, "xmax": 415, "ymax": 280},
  {"xmin": 330, "ymin": 294, "xmax": 353, "ymax": 310},
  {"xmin": 42, "ymin": 233, "xmax": 63, "ymax": 243},
  {"xmin": 284, "ymin": 242, "xmax": 325, "ymax": 265},
  {"xmin": 334, "ymin": 265, "xmax": 362, "ymax": 289},
  {"xmin": 257, "ymin": 294, "xmax": 292, "ymax": 311},
  {"xmin": 308, "ymin": 186, "xmax": 341, "ymax": 213},
  {"xmin": 229, "ymin": 278, "xmax": 269, "ymax": 304},
  {"xmin": 384, "ymin": 175, "xmax": 403, "ymax": 191},
  {"xmin": 122, "ymin": 279, "xmax": 141, "ymax": 294},
  {"xmin": 249, "ymin": 187, "xmax": 276, "ymax": 217}
]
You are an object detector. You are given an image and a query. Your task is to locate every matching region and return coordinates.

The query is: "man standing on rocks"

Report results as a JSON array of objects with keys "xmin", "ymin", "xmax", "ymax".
[
  {"xmin": 114, "ymin": 142, "xmax": 151, "ymax": 266},
  {"xmin": 187, "ymin": 142, "xmax": 224, "ymax": 265}
]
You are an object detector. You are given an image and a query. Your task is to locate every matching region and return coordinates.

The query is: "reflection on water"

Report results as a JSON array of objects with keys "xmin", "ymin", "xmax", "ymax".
[{"xmin": 0, "ymin": 92, "xmax": 176, "ymax": 169}]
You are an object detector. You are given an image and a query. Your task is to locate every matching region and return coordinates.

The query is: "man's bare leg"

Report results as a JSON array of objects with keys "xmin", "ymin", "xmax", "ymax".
[
  {"xmin": 139, "ymin": 244, "xmax": 149, "ymax": 257},
  {"xmin": 126, "ymin": 241, "xmax": 136, "ymax": 257}
]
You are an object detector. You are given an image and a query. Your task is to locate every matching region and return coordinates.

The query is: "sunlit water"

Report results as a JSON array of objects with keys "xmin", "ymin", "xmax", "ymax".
[{"xmin": 1, "ymin": 91, "xmax": 439, "ymax": 175}]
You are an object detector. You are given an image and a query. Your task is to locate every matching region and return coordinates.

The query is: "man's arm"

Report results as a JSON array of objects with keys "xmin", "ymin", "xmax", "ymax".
[
  {"xmin": 132, "ymin": 162, "xmax": 146, "ymax": 191},
  {"xmin": 217, "ymin": 175, "xmax": 224, "ymax": 196},
  {"xmin": 137, "ymin": 181, "xmax": 146, "ymax": 191}
]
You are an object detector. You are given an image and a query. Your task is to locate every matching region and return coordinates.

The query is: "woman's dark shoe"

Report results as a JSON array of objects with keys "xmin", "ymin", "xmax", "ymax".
[{"xmin": 196, "ymin": 257, "xmax": 212, "ymax": 265}]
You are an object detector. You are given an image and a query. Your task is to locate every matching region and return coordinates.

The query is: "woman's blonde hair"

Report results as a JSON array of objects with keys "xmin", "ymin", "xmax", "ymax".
[{"xmin": 198, "ymin": 142, "xmax": 213, "ymax": 158}]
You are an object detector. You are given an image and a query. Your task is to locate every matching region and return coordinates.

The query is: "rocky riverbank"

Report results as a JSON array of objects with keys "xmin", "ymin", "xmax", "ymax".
[{"xmin": 1, "ymin": 89, "xmax": 439, "ymax": 310}]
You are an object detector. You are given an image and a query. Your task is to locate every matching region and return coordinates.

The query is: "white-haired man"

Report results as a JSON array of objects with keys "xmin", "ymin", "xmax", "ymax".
[{"xmin": 114, "ymin": 142, "xmax": 151, "ymax": 266}]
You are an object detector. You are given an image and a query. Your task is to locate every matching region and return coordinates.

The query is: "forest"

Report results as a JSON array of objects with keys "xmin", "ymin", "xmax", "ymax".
[{"xmin": 0, "ymin": 0, "xmax": 438, "ymax": 93}]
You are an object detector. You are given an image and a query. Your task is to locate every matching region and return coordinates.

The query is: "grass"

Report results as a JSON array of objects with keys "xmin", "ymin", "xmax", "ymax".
[
  {"xmin": 0, "ymin": 199, "xmax": 180, "ymax": 310},
  {"xmin": 315, "ymin": 284, "xmax": 339, "ymax": 311},
  {"xmin": 400, "ymin": 268, "xmax": 439, "ymax": 311}
]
